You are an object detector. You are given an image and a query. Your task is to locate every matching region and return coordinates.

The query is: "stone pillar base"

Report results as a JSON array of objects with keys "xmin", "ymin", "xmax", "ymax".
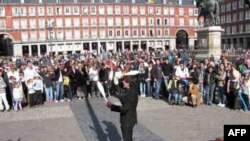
[{"xmin": 195, "ymin": 26, "xmax": 224, "ymax": 61}]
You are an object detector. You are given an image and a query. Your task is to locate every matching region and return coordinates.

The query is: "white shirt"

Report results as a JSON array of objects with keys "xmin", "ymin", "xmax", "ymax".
[
  {"xmin": 58, "ymin": 71, "xmax": 63, "ymax": 82},
  {"xmin": 175, "ymin": 66, "xmax": 189, "ymax": 78},
  {"xmin": 27, "ymin": 82, "xmax": 35, "ymax": 94},
  {"xmin": 24, "ymin": 67, "xmax": 39, "ymax": 81},
  {"xmin": 7, "ymin": 70, "xmax": 20, "ymax": 82},
  {"xmin": 114, "ymin": 71, "xmax": 122, "ymax": 85},
  {"xmin": 89, "ymin": 67, "xmax": 99, "ymax": 81},
  {"xmin": 13, "ymin": 87, "xmax": 23, "ymax": 100}
]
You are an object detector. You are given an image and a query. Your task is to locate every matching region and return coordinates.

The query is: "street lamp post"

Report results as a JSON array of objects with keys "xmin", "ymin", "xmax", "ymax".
[{"xmin": 46, "ymin": 19, "xmax": 55, "ymax": 55}]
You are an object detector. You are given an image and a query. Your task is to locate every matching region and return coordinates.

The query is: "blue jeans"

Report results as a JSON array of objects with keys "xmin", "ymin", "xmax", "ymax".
[
  {"xmin": 174, "ymin": 92, "xmax": 183, "ymax": 102},
  {"xmin": 45, "ymin": 87, "xmax": 53, "ymax": 101},
  {"xmin": 154, "ymin": 79, "xmax": 162, "ymax": 99},
  {"xmin": 55, "ymin": 82, "xmax": 64, "ymax": 100},
  {"xmin": 199, "ymin": 82, "xmax": 206, "ymax": 103},
  {"xmin": 146, "ymin": 81, "xmax": 152, "ymax": 97},
  {"xmin": 218, "ymin": 86, "xmax": 226, "ymax": 104},
  {"xmin": 140, "ymin": 82, "xmax": 146, "ymax": 96},
  {"xmin": 206, "ymin": 83, "xmax": 215, "ymax": 104},
  {"xmin": 163, "ymin": 76, "xmax": 170, "ymax": 92}
]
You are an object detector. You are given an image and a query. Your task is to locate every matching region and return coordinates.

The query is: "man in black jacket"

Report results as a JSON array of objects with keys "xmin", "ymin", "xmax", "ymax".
[
  {"xmin": 162, "ymin": 58, "xmax": 174, "ymax": 92},
  {"xmin": 99, "ymin": 63, "xmax": 110, "ymax": 97},
  {"xmin": 106, "ymin": 76, "xmax": 138, "ymax": 141}
]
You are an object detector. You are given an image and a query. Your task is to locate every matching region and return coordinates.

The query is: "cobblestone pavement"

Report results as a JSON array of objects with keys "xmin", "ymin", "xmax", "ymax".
[
  {"xmin": 70, "ymin": 97, "xmax": 165, "ymax": 141},
  {"xmin": 1, "ymin": 96, "xmax": 250, "ymax": 141},
  {"xmin": 0, "ymin": 103, "xmax": 86, "ymax": 141}
]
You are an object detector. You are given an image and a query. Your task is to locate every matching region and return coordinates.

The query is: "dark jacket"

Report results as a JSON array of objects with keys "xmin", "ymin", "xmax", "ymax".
[
  {"xmin": 42, "ymin": 74, "xmax": 53, "ymax": 88},
  {"xmin": 99, "ymin": 67, "xmax": 110, "ymax": 82},
  {"xmin": 161, "ymin": 63, "xmax": 174, "ymax": 77},
  {"xmin": 204, "ymin": 71, "xmax": 216, "ymax": 85},
  {"xmin": 54, "ymin": 68, "xmax": 63, "ymax": 82},
  {"xmin": 145, "ymin": 67, "xmax": 154, "ymax": 85},
  {"xmin": 111, "ymin": 85, "xmax": 138, "ymax": 127},
  {"xmin": 75, "ymin": 69, "xmax": 87, "ymax": 87},
  {"xmin": 151, "ymin": 64, "xmax": 163, "ymax": 80}
]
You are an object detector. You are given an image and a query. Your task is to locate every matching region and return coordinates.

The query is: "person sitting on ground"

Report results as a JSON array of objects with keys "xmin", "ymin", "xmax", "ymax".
[{"xmin": 182, "ymin": 79, "xmax": 202, "ymax": 107}]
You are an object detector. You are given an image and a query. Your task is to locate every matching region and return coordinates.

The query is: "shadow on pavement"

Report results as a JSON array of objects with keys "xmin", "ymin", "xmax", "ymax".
[
  {"xmin": 86, "ymin": 98, "xmax": 122, "ymax": 141},
  {"xmin": 0, "ymin": 138, "xmax": 21, "ymax": 141},
  {"xmin": 102, "ymin": 121, "xmax": 122, "ymax": 141},
  {"xmin": 85, "ymin": 99, "xmax": 108, "ymax": 141}
]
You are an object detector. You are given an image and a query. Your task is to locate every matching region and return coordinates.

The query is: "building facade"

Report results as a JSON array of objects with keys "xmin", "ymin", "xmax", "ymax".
[
  {"xmin": 220, "ymin": 0, "xmax": 250, "ymax": 49},
  {"xmin": 0, "ymin": 0, "xmax": 198, "ymax": 56}
]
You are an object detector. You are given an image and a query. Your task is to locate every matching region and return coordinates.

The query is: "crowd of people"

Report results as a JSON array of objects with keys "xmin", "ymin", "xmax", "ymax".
[{"xmin": 0, "ymin": 48, "xmax": 250, "ymax": 112}]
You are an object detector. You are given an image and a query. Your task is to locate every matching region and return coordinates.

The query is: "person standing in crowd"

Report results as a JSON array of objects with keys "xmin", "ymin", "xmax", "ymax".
[
  {"xmin": 83, "ymin": 64, "xmax": 91, "ymax": 98},
  {"xmin": 89, "ymin": 63, "xmax": 100, "ymax": 97},
  {"xmin": 42, "ymin": 69, "xmax": 54, "ymax": 103},
  {"xmin": 106, "ymin": 76, "xmax": 138, "ymax": 141},
  {"xmin": 75, "ymin": 63, "xmax": 88, "ymax": 100},
  {"xmin": 198, "ymin": 62, "xmax": 206, "ymax": 103},
  {"xmin": 227, "ymin": 64, "xmax": 241, "ymax": 109},
  {"xmin": 175, "ymin": 61, "xmax": 190, "ymax": 93},
  {"xmin": 145, "ymin": 61, "xmax": 153, "ymax": 97},
  {"xmin": 0, "ymin": 69, "xmax": 10, "ymax": 112},
  {"xmin": 113, "ymin": 66, "xmax": 123, "ymax": 96},
  {"xmin": 241, "ymin": 75, "xmax": 250, "ymax": 111},
  {"xmin": 54, "ymin": 63, "xmax": 64, "ymax": 103},
  {"xmin": 138, "ymin": 60, "xmax": 146, "ymax": 97},
  {"xmin": 204, "ymin": 66, "xmax": 216, "ymax": 105},
  {"xmin": 24, "ymin": 62, "xmax": 39, "ymax": 82},
  {"xmin": 70, "ymin": 63, "xmax": 77, "ymax": 98},
  {"xmin": 215, "ymin": 64, "xmax": 227, "ymax": 107},
  {"xmin": 99, "ymin": 63, "xmax": 110, "ymax": 97},
  {"xmin": 63, "ymin": 68, "xmax": 72, "ymax": 102},
  {"xmin": 12, "ymin": 82, "xmax": 23, "ymax": 111},
  {"xmin": 162, "ymin": 58, "xmax": 174, "ymax": 94},
  {"xmin": 151, "ymin": 59, "xmax": 163, "ymax": 100},
  {"xmin": 33, "ymin": 76, "xmax": 44, "ymax": 106},
  {"xmin": 27, "ymin": 79, "xmax": 35, "ymax": 108}
]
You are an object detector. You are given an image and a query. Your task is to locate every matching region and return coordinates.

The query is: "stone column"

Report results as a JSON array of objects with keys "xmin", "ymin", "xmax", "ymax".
[
  {"xmin": 114, "ymin": 41, "xmax": 117, "ymax": 52},
  {"xmin": 146, "ymin": 40, "xmax": 149, "ymax": 52},
  {"xmin": 121, "ymin": 41, "xmax": 125, "ymax": 52},
  {"xmin": 105, "ymin": 41, "xmax": 109, "ymax": 52},
  {"xmin": 130, "ymin": 41, "xmax": 133, "ymax": 51},
  {"xmin": 13, "ymin": 44, "xmax": 22, "ymax": 56},
  {"xmin": 89, "ymin": 42, "xmax": 92, "ymax": 53},
  {"xmin": 28, "ymin": 45, "xmax": 32, "ymax": 56},
  {"xmin": 169, "ymin": 38, "xmax": 176, "ymax": 50},
  {"xmin": 138, "ymin": 41, "xmax": 141, "ymax": 51},
  {"xmin": 37, "ymin": 43, "xmax": 41, "ymax": 56}
]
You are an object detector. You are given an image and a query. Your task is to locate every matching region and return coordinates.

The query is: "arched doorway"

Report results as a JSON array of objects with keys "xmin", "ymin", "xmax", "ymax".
[
  {"xmin": 176, "ymin": 30, "xmax": 189, "ymax": 49},
  {"xmin": 0, "ymin": 34, "xmax": 14, "ymax": 56}
]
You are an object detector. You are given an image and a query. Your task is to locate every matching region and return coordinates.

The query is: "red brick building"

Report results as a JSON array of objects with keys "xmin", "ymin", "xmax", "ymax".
[
  {"xmin": 0, "ymin": 0, "xmax": 198, "ymax": 56},
  {"xmin": 219, "ymin": 0, "xmax": 250, "ymax": 49}
]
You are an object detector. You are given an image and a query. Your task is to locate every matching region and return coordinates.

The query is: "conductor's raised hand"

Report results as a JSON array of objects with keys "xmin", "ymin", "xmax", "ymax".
[{"xmin": 106, "ymin": 101, "xmax": 113, "ymax": 109}]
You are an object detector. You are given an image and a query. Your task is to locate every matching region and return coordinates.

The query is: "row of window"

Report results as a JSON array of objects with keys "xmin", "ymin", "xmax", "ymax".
[
  {"xmin": 224, "ymin": 24, "xmax": 250, "ymax": 35},
  {"xmin": 2, "ymin": 17, "xmax": 198, "ymax": 29},
  {"xmin": 20, "ymin": 29, "xmax": 171, "ymax": 41},
  {"xmin": 0, "ymin": 6, "xmax": 198, "ymax": 17},
  {"xmin": 220, "ymin": 0, "xmax": 245, "ymax": 13},
  {"xmin": 220, "ymin": 12, "xmax": 246, "ymax": 24}
]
